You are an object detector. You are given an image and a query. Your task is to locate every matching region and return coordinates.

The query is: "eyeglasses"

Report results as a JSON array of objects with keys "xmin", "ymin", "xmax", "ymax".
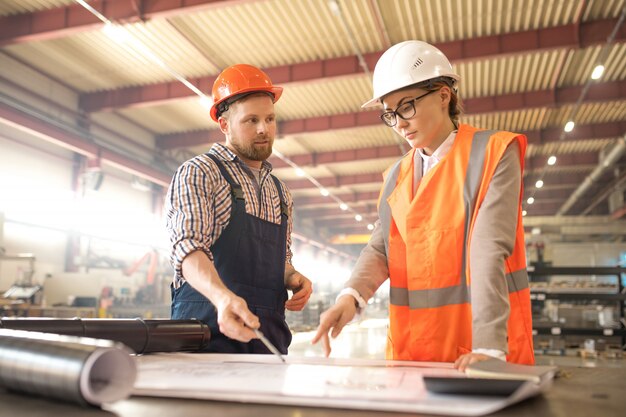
[{"xmin": 380, "ymin": 90, "xmax": 437, "ymax": 127}]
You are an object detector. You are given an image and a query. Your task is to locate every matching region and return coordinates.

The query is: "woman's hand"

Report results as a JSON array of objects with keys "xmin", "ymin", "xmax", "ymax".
[
  {"xmin": 454, "ymin": 352, "xmax": 493, "ymax": 372},
  {"xmin": 311, "ymin": 295, "xmax": 357, "ymax": 356}
]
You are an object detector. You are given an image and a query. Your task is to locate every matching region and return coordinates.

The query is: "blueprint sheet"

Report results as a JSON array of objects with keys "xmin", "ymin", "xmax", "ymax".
[{"xmin": 133, "ymin": 353, "xmax": 549, "ymax": 416}]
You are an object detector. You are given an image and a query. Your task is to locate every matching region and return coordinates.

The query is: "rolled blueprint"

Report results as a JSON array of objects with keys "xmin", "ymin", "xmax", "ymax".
[
  {"xmin": 0, "ymin": 318, "xmax": 211, "ymax": 353},
  {"xmin": 0, "ymin": 329, "xmax": 136, "ymax": 406}
]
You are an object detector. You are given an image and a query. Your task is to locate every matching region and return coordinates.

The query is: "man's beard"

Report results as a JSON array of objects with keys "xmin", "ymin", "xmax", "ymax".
[{"xmin": 231, "ymin": 136, "xmax": 273, "ymax": 161}]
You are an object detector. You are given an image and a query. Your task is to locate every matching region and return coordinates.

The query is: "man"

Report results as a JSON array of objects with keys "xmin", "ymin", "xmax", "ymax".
[{"xmin": 165, "ymin": 64, "xmax": 312, "ymax": 354}]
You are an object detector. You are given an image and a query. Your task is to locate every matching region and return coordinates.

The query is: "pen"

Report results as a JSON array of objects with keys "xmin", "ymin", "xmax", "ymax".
[{"xmin": 252, "ymin": 328, "xmax": 286, "ymax": 363}]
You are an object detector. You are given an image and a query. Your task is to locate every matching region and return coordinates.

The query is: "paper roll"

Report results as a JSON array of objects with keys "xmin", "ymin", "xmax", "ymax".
[{"xmin": 0, "ymin": 329, "xmax": 136, "ymax": 406}]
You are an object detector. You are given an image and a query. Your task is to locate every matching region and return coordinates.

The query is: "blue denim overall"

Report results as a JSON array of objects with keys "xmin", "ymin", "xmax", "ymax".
[{"xmin": 171, "ymin": 154, "xmax": 292, "ymax": 353}]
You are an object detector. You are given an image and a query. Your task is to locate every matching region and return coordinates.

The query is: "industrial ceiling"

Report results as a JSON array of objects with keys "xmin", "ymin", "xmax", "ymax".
[{"xmin": 1, "ymin": 0, "xmax": 625, "ymax": 255}]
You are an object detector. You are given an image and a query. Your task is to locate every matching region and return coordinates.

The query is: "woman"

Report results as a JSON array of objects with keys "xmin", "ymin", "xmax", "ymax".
[{"xmin": 312, "ymin": 40, "xmax": 534, "ymax": 369}]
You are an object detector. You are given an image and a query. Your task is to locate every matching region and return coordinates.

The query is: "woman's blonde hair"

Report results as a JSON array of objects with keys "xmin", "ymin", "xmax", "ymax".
[{"xmin": 418, "ymin": 77, "xmax": 463, "ymax": 126}]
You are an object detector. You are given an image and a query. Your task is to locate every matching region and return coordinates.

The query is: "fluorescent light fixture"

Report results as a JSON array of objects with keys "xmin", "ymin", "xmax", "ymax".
[
  {"xmin": 103, "ymin": 23, "xmax": 129, "ymax": 43},
  {"xmin": 199, "ymin": 95, "xmax": 213, "ymax": 110},
  {"xmin": 591, "ymin": 65, "xmax": 604, "ymax": 80}
]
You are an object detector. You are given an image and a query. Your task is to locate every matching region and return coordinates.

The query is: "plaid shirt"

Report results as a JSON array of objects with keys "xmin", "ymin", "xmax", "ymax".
[{"xmin": 165, "ymin": 143, "xmax": 293, "ymax": 287}]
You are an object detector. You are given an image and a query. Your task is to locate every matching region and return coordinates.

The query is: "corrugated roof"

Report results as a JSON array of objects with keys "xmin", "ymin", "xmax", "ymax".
[
  {"xmin": 0, "ymin": 0, "xmax": 624, "ymax": 241},
  {"xmin": 0, "ymin": 0, "xmax": 73, "ymax": 16}
]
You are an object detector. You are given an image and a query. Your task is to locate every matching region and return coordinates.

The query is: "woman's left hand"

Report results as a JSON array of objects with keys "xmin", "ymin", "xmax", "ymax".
[{"xmin": 454, "ymin": 352, "xmax": 493, "ymax": 372}]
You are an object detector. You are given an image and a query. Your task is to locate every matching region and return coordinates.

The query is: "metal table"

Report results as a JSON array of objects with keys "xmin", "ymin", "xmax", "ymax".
[{"xmin": 0, "ymin": 365, "xmax": 623, "ymax": 417}]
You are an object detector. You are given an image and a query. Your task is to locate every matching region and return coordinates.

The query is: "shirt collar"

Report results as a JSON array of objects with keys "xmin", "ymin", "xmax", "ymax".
[
  {"xmin": 209, "ymin": 142, "xmax": 273, "ymax": 172},
  {"xmin": 417, "ymin": 130, "xmax": 457, "ymax": 165}
]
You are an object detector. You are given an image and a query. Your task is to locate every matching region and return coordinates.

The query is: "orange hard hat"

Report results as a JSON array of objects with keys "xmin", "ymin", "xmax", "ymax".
[{"xmin": 210, "ymin": 64, "xmax": 283, "ymax": 122}]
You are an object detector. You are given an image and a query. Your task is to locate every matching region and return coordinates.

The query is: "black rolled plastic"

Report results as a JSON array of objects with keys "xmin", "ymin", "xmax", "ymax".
[{"xmin": 0, "ymin": 318, "xmax": 210, "ymax": 354}]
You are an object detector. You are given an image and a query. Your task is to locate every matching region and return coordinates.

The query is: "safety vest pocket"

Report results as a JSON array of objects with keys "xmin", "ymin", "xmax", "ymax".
[{"xmin": 424, "ymin": 228, "xmax": 461, "ymax": 284}]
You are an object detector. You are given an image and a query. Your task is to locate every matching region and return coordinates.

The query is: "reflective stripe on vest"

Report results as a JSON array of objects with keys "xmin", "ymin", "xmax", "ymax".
[
  {"xmin": 389, "ymin": 269, "xmax": 529, "ymax": 309},
  {"xmin": 379, "ymin": 130, "xmax": 528, "ymax": 309}
]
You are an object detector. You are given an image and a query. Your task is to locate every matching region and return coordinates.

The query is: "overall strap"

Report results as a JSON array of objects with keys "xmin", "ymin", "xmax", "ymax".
[
  {"xmin": 206, "ymin": 153, "xmax": 245, "ymax": 202},
  {"xmin": 270, "ymin": 175, "xmax": 289, "ymax": 219}
]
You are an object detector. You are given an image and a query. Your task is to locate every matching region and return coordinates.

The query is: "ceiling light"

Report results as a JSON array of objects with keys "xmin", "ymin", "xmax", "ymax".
[
  {"xmin": 295, "ymin": 168, "xmax": 305, "ymax": 177},
  {"xmin": 199, "ymin": 95, "xmax": 212, "ymax": 110},
  {"xmin": 591, "ymin": 65, "xmax": 605, "ymax": 80},
  {"xmin": 339, "ymin": 203, "xmax": 348, "ymax": 211},
  {"xmin": 328, "ymin": 0, "xmax": 341, "ymax": 16},
  {"xmin": 367, "ymin": 223, "xmax": 374, "ymax": 231},
  {"xmin": 547, "ymin": 156, "xmax": 557, "ymax": 165},
  {"xmin": 103, "ymin": 23, "xmax": 129, "ymax": 43},
  {"xmin": 535, "ymin": 180, "xmax": 544, "ymax": 188},
  {"xmin": 320, "ymin": 188, "xmax": 329, "ymax": 197},
  {"xmin": 355, "ymin": 214, "xmax": 363, "ymax": 222},
  {"xmin": 527, "ymin": 197, "xmax": 535, "ymax": 205},
  {"xmin": 564, "ymin": 121, "xmax": 575, "ymax": 132},
  {"xmin": 522, "ymin": 210, "xmax": 527, "ymax": 217}
]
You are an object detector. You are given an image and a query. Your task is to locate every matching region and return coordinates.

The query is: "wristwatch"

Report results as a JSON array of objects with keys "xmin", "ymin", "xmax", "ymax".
[{"xmin": 336, "ymin": 287, "xmax": 367, "ymax": 310}]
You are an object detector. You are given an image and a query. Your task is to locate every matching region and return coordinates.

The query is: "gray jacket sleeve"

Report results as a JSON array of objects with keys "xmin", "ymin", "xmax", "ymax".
[
  {"xmin": 469, "ymin": 143, "xmax": 522, "ymax": 352},
  {"xmin": 343, "ymin": 219, "xmax": 389, "ymax": 301}
]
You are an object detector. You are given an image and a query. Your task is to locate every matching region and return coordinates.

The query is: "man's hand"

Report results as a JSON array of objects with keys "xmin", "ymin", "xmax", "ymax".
[
  {"xmin": 454, "ymin": 352, "xmax": 493, "ymax": 372},
  {"xmin": 213, "ymin": 291, "xmax": 259, "ymax": 342},
  {"xmin": 285, "ymin": 271, "xmax": 312, "ymax": 311},
  {"xmin": 311, "ymin": 295, "xmax": 357, "ymax": 357}
]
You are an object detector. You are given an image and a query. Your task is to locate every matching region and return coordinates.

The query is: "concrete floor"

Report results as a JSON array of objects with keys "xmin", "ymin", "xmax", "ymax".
[{"xmin": 288, "ymin": 318, "xmax": 626, "ymax": 369}]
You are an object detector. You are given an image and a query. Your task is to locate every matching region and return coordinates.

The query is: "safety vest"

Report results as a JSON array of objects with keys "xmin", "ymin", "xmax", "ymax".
[{"xmin": 378, "ymin": 124, "xmax": 534, "ymax": 364}]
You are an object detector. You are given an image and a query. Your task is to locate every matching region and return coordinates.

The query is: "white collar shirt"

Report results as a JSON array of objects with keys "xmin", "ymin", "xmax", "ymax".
[{"xmin": 413, "ymin": 130, "xmax": 457, "ymax": 193}]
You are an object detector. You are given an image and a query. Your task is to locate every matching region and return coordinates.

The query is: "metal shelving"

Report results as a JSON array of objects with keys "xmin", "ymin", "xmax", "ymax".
[{"xmin": 528, "ymin": 266, "xmax": 626, "ymax": 349}]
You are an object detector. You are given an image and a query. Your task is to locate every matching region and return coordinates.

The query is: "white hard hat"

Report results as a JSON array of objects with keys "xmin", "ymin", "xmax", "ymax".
[{"xmin": 362, "ymin": 40, "xmax": 460, "ymax": 108}]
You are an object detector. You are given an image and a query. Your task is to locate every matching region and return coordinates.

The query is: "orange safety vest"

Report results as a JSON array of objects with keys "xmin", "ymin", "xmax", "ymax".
[{"xmin": 378, "ymin": 124, "xmax": 534, "ymax": 364}]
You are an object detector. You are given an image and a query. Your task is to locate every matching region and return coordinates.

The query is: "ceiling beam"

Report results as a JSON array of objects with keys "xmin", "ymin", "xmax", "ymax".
[
  {"xmin": 315, "ymin": 217, "xmax": 378, "ymax": 228},
  {"xmin": 157, "ymin": 83, "xmax": 626, "ymax": 150},
  {"xmin": 297, "ymin": 184, "xmax": 596, "ymax": 212},
  {"xmin": 295, "ymin": 191, "xmax": 380, "ymax": 206},
  {"xmin": 273, "ymin": 122, "xmax": 620, "ymax": 171},
  {"xmin": 524, "ymin": 152, "xmax": 600, "ymax": 172},
  {"xmin": 524, "ymin": 188, "xmax": 585, "ymax": 200},
  {"xmin": 79, "ymin": 18, "xmax": 626, "ymax": 113},
  {"xmin": 298, "ymin": 206, "xmax": 377, "ymax": 219},
  {"xmin": 284, "ymin": 173, "xmax": 382, "ymax": 190},
  {"xmin": 0, "ymin": 101, "xmax": 172, "ymax": 187},
  {"xmin": 291, "ymin": 159, "xmax": 605, "ymax": 221},
  {"xmin": 525, "ymin": 121, "xmax": 626, "ymax": 145},
  {"xmin": 292, "ymin": 156, "xmax": 599, "ymax": 209},
  {"xmin": 0, "ymin": 0, "xmax": 256, "ymax": 47},
  {"xmin": 157, "ymin": 122, "xmax": 626, "ymax": 179}
]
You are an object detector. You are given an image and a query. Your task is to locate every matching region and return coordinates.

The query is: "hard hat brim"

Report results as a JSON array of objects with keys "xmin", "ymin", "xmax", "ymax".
[
  {"xmin": 362, "ymin": 74, "xmax": 461, "ymax": 109},
  {"xmin": 210, "ymin": 86, "xmax": 283, "ymax": 122},
  {"xmin": 361, "ymin": 96, "xmax": 381, "ymax": 109}
]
